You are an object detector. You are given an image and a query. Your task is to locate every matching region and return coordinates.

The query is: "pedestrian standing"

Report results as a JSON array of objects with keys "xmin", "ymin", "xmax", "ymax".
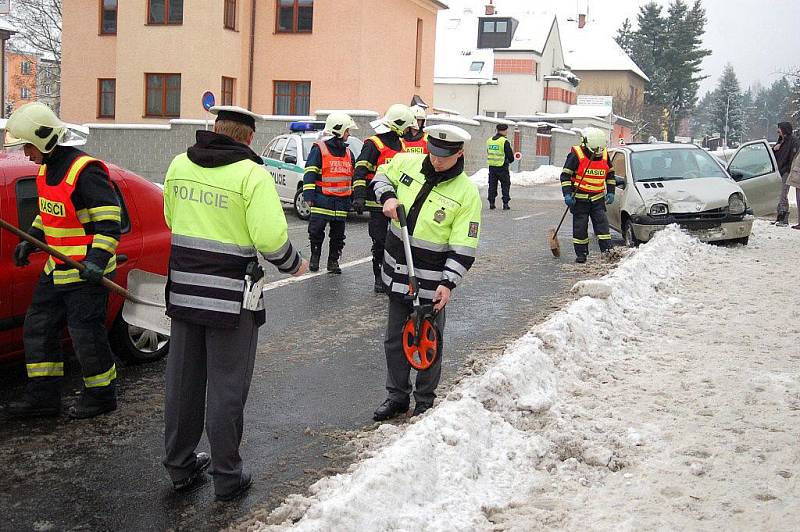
[
  {"xmin": 773, "ymin": 122, "xmax": 800, "ymax": 226},
  {"xmin": 162, "ymin": 106, "xmax": 308, "ymax": 500},
  {"xmin": 304, "ymin": 112, "xmax": 357, "ymax": 273},
  {"xmin": 559, "ymin": 127, "xmax": 616, "ymax": 263},
  {"xmin": 4, "ymin": 102, "xmax": 122, "ymax": 420},
  {"xmin": 352, "ymin": 104, "xmax": 416, "ymax": 293},
  {"xmin": 486, "ymin": 123, "xmax": 515, "ymax": 210},
  {"xmin": 787, "ymin": 151, "xmax": 800, "ymax": 230},
  {"xmin": 370, "ymin": 125, "xmax": 481, "ymax": 421}
]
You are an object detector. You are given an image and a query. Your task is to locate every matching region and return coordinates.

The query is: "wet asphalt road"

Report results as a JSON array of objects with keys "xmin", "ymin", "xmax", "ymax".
[{"xmin": 0, "ymin": 187, "xmax": 612, "ymax": 531}]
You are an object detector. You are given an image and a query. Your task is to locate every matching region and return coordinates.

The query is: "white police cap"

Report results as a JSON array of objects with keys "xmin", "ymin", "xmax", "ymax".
[
  {"xmin": 424, "ymin": 124, "xmax": 472, "ymax": 156},
  {"xmin": 209, "ymin": 105, "xmax": 264, "ymax": 130}
]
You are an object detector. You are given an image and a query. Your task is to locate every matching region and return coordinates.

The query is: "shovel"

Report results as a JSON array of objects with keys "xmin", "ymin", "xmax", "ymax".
[
  {"xmin": 0, "ymin": 218, "xmax": 170, "ymax": 336},
  {"xmin": 396, "ymin": 205, "xmax": 441, "ymax": 371}
]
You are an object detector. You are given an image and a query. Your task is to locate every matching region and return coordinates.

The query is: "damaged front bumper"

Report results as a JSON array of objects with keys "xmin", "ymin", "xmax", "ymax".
[{"xmin": 631, "ymin": 212, "xmax": 754, "ymax": 242}]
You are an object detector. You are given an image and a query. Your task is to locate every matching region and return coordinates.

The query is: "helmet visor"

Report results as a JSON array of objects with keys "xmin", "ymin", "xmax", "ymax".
[{"xmin": 4, "ymin": 130, "xmax": 27, "ymax": 149}]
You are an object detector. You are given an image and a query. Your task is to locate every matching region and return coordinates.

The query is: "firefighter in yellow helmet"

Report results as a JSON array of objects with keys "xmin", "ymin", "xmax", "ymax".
[
  {"xmin": 3, "ymin": 102, "xmax": 122, "ymax": 419},
  {"xmin": 559, "ymin": 127, "xmax": 616, "ymax": 263}
]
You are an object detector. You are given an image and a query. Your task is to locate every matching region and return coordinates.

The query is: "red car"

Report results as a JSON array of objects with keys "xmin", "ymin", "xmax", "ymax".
[{"xmin": 0, "ymin": 149, "xmax": 171, "ymax": 365}]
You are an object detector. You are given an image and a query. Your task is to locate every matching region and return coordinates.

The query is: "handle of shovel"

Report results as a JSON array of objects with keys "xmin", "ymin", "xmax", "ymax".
[{"xmin": 0, "ymin": 217, "xmax": 134, "ymax": 302}]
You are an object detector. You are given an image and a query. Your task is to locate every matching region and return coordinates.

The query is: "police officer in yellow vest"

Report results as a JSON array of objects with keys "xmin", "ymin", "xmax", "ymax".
[
  {"xmin": 486, "ymin": 123, "xmax": 515, "ymax": 210},
  {"xmin": 162, "ymin": 106, "xmax": 308, "ymax": 500},
  {"xmin": 559, "ymin": 127, "xmax": 616, "ymax": 263},
  {"xmin": 371, "ymin": 124, "xmax": 481, "ymax": 420},
  {"xmin": 4, "ymin": 103, "xmax": 122, "ymax": 420}
]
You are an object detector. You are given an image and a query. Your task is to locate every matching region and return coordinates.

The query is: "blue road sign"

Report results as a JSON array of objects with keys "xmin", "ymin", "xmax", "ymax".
[{"xmin": 202, "ymin": 91, "xmax": 216, "ymax": 111}]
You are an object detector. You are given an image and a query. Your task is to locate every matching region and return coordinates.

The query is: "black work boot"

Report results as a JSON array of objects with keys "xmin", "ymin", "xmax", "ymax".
[
  {"xmin": 489, "ymin": 202, "xmax": 496, "ymax": 210},
  {"xmin": 373, "ymin": 398, "xmax": 409, "ymax": 421},
  {"xmin": 173, "ymin": 452, "xmax": 211, "ymax": 492},
  {"xmin": 309, "ymin": 244, "xmax": 322, "ymax": 272},
  {"xmin": 776, "ymin": 212, "xmax": 789, "ymax": 227},
  {"xmin": 503, "ymin": 202, "xmax": 510, "ymax": 210},
  {"xmin": 6, "ymin": 393, "xmax": 61, "ymax": 419},
  {"xmin": 327, "ymin": 248, "xmax": 342, "ymax": 274},
  {"xmin": 215, "ymin": 472, "xmax": 253, "ymax": 502},
  {"xmin": 68, "ymin": 387, "xmax": 117, "ymax": 419},
  {"xmin": 575, "ymin": 255, "xmax": 587, "ymax": 264},
  {"xmin": 412, "ymin": 401, "xmax": 433, "ymax": 417}
]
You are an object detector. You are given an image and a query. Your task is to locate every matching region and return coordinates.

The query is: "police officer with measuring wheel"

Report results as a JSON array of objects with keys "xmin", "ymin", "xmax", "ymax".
[
  {"xmin": 371, "ymin": 124, "xmax": 481, "ymax": 420},
  {"xmin": 162, "ymin": 106, "xmax": 307, "ymax": 500}
]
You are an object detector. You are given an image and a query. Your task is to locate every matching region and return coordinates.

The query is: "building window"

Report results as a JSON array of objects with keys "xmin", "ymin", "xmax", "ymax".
[
  {"xmin": 273, "ymin": 81, "xmax": 310, "ymax": 115},
  {"xmin": 148, "ymin": 0, "xmax": 183, "ymax": 25},
  {"xmin": 276, "ymin": 0, "xmax": 313, "ymax": 33},
  {"xmin": 44, "ymin": 84, "xmax": 52, "ymax": 96},
  {"xmin": 98, "ymin": 78, "xmax": 116, "ymax": 118},
  {"xmin": 20, "ymin": 87, "xmax": 31, "ymax": 99},
  {"xmin": 145, "ymin": 73, "xmax": 181, "ymax": 117},
  {"xmin": 414, "ymin": 18, "xmax": 423, "ymax": 88},
  {"xmin": 221, "ymin": 77, "xmax": 235, "ymax": 105},
  {"xmin": 224, "ymin": 0, "xmax": 237, "ymax": 30},
  {"xmin": 21, "ymin": 61, "xmax": 32, "ymax": 75},
  {"xmin": 100, "ymin": 0, "xmax": 118, "ymax": 34}
]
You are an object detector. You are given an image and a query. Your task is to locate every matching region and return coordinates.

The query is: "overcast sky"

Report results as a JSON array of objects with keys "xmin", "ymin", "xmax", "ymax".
[{"xmin": 443, "ymin": 0, "xmax": 799, "ymax": 95}]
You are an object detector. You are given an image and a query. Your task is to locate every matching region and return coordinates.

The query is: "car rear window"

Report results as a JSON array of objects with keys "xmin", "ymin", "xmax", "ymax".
[{"xmin": 631, "ymin": 149, "xmax": 727, "ymax": 181}]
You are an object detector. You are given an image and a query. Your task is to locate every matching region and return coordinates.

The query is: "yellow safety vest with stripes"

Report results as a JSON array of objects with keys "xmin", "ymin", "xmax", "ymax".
[{"xmin": 486, "ymin": 136, "xmax": 508, "ymax": 167}]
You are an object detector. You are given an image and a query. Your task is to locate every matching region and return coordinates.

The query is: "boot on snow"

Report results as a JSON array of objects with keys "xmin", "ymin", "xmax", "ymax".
[
  {"xmin": 373, "ymin": 398, "xmax": 409, "ymax": 421},
  {"xmin": 575, "ymin": 255, "xmax": 587, "ymax": 264},
  {"xmin": 309, "ymin": 244, "xmax": 322, "ymax": 272},
  {"xmin": 776, "ymin": 212, "xmax": 789, "ymax": 227},
  {"xmin": 327, "ymin": 248, "xmax": 342, "ymax": 274},
  {"xmin": 5, "ymin": 382, "xmax": 61, "ymax": 419},
  {"xmin": 68, "ymin": 388, "xmax": 117, "ymax": 419}
]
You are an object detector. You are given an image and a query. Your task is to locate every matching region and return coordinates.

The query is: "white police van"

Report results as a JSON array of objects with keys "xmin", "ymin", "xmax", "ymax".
[{"xmin": 262, "ymin": 121, "xmax": 364, "ymax": 220}]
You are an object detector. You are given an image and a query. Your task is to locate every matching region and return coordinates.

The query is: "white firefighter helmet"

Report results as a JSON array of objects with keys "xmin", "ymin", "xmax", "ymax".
[
  {"xmin": 324, "ymin": 112, "xmax": 358, "ymax": 138},
  {"xmin": 582, "ymin": 127, "xmax": 608, "ymax": 156},
  {"xmin": 381, "ymin": 104, "xmax": 416, "ymax": 135},
  {"xmin": 410, "ymin": 105, "xmax": 427, "ymax": 121},
  {"xmin": 5, "ymin": 102, "xmax": 66, "ymax": 153}
]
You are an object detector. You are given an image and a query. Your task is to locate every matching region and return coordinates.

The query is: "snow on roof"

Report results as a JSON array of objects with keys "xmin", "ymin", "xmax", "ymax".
[
  {"xmin": 560, "ymin": 22, "xmax": 649, "ymax": 82},
  {"xmin": 0, "ymin": 17, "xmax": 17, "ymax": 33},
  {"xmin": 501, "ymin": 13, "xmax": 556, "ymax": 53}
]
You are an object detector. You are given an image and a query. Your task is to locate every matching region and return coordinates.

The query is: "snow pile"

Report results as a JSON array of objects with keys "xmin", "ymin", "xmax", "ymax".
[
  {"xmin": 253, "ymin": 226, "xmax": 709, "ymax": 531},
  {"xmin": 469, "ymin": 165, "xmax": 562, "ymax": 188}
]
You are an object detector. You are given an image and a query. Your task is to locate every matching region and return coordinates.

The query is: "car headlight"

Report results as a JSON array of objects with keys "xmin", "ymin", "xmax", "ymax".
[
  {"xmin": 649, "ymin": 203, "xmax": 669, "ymax": 216},
  {"xmin": 728, "ymin": 193, "xmax": 746, "ymax": 215}
]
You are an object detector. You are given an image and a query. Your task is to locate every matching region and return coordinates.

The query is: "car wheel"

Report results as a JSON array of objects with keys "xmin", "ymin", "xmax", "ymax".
[
  {"xmin": 110, "ymin": 314, "xmax": 169, "ymax": 364},
  {"xmin": 735, "ymin": 236, "xmax": 749, "ymax": 246},
  {"xmin": 622, "ymin": 218, "xmax": 640, "ymax": 248},
  {"xmin": 294, "ymin": 188, "xmax": 311, "ymax": 221}
]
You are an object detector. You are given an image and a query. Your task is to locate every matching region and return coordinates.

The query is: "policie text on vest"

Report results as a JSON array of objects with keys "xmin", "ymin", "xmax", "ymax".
[{"xmin": 172, "ymin": 185, "xmax": 229, "ymax": 209}]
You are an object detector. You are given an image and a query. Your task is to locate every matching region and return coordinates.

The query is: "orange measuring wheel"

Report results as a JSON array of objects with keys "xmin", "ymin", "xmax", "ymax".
[{"xmin": 402, "ymin": 315, "xmax": 440, "ymax": 371}]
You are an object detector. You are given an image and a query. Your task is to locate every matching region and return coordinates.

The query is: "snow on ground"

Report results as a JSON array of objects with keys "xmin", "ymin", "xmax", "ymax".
[
  {"xmin": 252, "ymin": 222, "xmax": 800, "ymax": 531},
  {"xmin": 470, "ymin": 165, "xmax": 562, "ymax": 188}
]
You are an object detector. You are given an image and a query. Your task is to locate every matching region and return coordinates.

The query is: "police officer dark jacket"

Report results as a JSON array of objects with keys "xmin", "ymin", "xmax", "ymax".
[
  {"xmin": 302, "ymin": 135, "xmax": 356, "ymax": 219},
  {"xmin": 352, "ymin": 131, "xmax": 405, "ymax": 212}
]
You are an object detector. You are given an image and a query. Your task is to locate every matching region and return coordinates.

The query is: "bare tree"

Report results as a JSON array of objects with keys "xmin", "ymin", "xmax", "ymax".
[{"xmin": 8, "ymin": 0, "xmax": 62, "ymax": 61}]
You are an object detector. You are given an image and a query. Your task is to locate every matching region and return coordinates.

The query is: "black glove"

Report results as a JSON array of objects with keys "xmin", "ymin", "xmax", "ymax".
[
  {"xmin": 352, "ymin": 197, "xmax": 365, "ymax": 215},
  {"xmin": 79, "ymin": 261, "xmax": 105, "ymax": 284},
  {"xmin": 13, "ymin": 241, "xmax": 35, "ymax": 267}
]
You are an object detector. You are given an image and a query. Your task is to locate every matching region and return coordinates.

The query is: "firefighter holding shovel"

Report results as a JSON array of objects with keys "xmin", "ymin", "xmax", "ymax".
[{"xmin": 370, "ymin": 124, "xmax": 481, "ymax": 421}]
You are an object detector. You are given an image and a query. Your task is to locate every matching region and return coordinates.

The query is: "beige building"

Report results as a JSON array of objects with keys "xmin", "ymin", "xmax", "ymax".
[{"xmin": 62, "ymin": 0, "xmax": 445, "ymax": 124}]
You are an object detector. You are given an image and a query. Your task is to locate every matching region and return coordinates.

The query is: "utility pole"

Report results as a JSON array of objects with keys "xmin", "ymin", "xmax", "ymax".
[{"xmin": 724, "ymin": 93, "xmax": 731, "ymax": 148}]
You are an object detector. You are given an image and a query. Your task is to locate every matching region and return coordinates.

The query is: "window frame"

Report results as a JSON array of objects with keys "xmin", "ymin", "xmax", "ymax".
[
  {"xmin": 21, "ymin": 61, "xmax": 32, "ymax": 75},
  {"xmin": 100, "ymin": 0, "xmax": 118, "ymax": 35},
  {"xmin": 275, "ymin": 0, "xmax": 314, "ymax": 34},
  {"xmin": 273, "ymin": 80, "xmax": 310, "ymax": 115},
  {"xmin": 97, "ymin": 78, "xmax": 116, "ymax": 119},
  {"xmin": 144, "ymin": 73, "xmax": 181, "ymax": 118},
  {"xmin": 221, "ymin": 76, "xmax": 235, "ymax": 106},
  {"xmin": 224, "ymin": 0, "xmax": 237, "ymax": 30},
  {"xmin": 147, "ymin": 0, "xmax": 183, "ymax": 26},
  {"xmin": 20, "ymin": 87, "xmax": 31, "ymax": 100}
]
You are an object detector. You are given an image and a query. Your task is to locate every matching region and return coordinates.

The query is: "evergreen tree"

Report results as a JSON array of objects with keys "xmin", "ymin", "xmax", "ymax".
[
  {"xmin": 689, "ymin": 90, "xmax": 716, "ymax": 138},
  {"xmin": 614, "ymin": 18, "xmax": 634, "ymax": 56},
  {"xmin": 711, "ymin": 64, "xmax": 744, "ymax": 147},
  {"xmin": 740, "ymin": 87, "xmax": 759, "ymax": 142}
]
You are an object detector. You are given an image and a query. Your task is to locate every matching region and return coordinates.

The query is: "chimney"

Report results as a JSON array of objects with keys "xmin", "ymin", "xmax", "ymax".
[
  {"xmin": 485, "ymin": 1, "xmax": 495, "ymax": 16},
  {"xmin": 578, "ymin": 13, "xmax": 586, "ymax": 28}
]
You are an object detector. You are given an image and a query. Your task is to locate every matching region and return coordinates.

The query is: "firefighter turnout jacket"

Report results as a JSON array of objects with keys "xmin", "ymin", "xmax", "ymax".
[
  {"xmin": 402, "ymin": 130, "xmax": 429, "ymax": 154},
  {"xmin": 302, "ymin": 136, "xmax": 355, "ymax": 220},
  {"xmin": 28, "ymin": 146, "xmax": 122, "ymax": 287},
  {"xmin": 486, "ymin": 134, "xmax": 514, "ymax": 169},
  {"xmin": 560, "ymin": 145, "xmax": 616, "ymax": 202},
  {"xmin": 371, "ymin": 153, "xmax": 481, "ymax": 301},
  {"xmin": 164, "ymin": 130, "xmax": 302, "ymax": 329},
  {"xmin": 353, "ymin": 132, "xmax": 406, "ymax": 211}
]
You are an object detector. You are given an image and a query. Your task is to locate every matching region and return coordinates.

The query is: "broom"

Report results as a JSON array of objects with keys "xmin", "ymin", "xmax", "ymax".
[{"xmin": 548, "ymin": 207, "xmax": 570, "ymax": 257}]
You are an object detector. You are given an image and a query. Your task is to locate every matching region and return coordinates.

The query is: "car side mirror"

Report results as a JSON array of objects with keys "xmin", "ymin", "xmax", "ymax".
[
  {"xmin": 615, "ymin": 176, "xmax": 626, "ymax": 189},
  {"xmin": 283, "ymin": 155, "xmax": 297, "ymax": 165},
  {"xmin": 729, "ymin": 170, "xmax": 743, "ymax": 181}
]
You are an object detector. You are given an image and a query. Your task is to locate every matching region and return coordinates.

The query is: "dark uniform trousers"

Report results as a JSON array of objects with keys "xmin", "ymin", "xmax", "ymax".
[
  {"xmin": 384, "ymin": 296, "xmax": 447, "ymax": 406},
  {"xmin": 368, "ymin": 211, "xmax": 390, "ymax": 280},
  {"xmin": 163, "ymin": 310, "xmax": 257, "ymax": 495},
  {"xmin": 308, "ymin": 217, "xmax": 346, "ymax": 257},
  {"xmin": 488, "ymin": 166, "xmax": 511, "ymax": 205},
  {"xmin": 23, "ymin": 274, "xmax": 114, "ymax": 398},
  {"xmin": 572, "ymin": 199, "xmax": 613, "ymax": 256}
]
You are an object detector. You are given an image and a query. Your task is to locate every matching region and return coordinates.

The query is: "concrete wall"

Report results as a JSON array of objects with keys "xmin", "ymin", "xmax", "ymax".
[{"xmin": 549, "ymin": 128, "xmax": 581, "ymax": 166}]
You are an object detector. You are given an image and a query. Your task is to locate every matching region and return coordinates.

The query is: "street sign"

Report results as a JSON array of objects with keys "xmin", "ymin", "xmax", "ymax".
[
  {"xmin": 0, "ymin": 1, "xmax": 9, "ymax": 15},
  {"xmin": 514, "ymin": 152, "xmax": 522, "ymax": 160},
  {"xmin": 201, "ymin": 91, "xmax": 215, "ymax": 111},
  {"xmin": 577, "ymin": 95, "xmax": 613, "ymax": 107}
]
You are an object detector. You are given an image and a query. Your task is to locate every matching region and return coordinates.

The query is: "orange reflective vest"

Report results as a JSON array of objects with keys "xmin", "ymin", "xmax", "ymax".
[
  {"xmin": 402, "ymin": 133, "xmax": 428, "ymax": 154},
  {"xmin": 37, "ymin": 155, "xmax": 113, "ymax": 284},
  {"xmin": 316, "ymin": 140, "xmax": 353, "ymax": 197},
  {"xmin": 365, "ymin": 135, "xmax": 404, "ymax": 181},
  {"xmin": 572, "ymin": 146, "xmax": 610, "ymax": 194}
]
